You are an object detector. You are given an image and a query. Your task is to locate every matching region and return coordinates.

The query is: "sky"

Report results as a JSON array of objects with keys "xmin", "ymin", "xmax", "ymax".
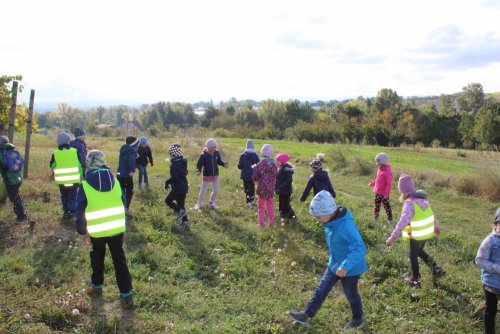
[{"xmin": 2, "ymin": 0, "xmax": 500, "ymax": 109}]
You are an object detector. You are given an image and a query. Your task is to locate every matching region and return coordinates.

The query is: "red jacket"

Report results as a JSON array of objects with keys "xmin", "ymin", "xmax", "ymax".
[{"xmin": 369, "ymin": 164, "xmax": 393, "ymax": 197}]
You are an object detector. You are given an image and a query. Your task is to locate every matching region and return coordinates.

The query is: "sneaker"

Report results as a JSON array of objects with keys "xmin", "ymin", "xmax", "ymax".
[
  {"xmin": 209, "ymin": 202, "xmax": 219, "ymax": 210},
  {"xmin": 344, "ymin": 318, "xmax": 365, "ymax": 329},
  {"xmin": 15, "ymin": 215, "xmax": 29, "ymax": 224},
  {"xmin": 246, "ymin": 202, "xmax": 253, "ymax": 208},
  {"xmin": 176, "ymin": 209, "xmax": 187, "ymax": 221},
  {"xmin": 388, "ymin": 220, "xmax": 394, "ymax": 225},
  {"xmin": 194, "ymin": 204, "xmax": 201, "ymax": 210},
  {"xmin": 86, "ymin": 280, "xmax": 103, "ymax": 297},
  {"xmin": 137, "ymin": 182, "xmax": 142, "ymax": 190},
  {"xmin": 432, "ymin": 266, "xmax": 446, "ymax": 278},
  {"xmin": 287, "ymin": 311, "xmax": 311, "ymax": 327},
  {"xmin": 119, "ymin": 291, "xmax": 134, "ymax": 309},
  {"xmin": 404, "ymin": 275, "xmax": 421, "ymax": 286}
]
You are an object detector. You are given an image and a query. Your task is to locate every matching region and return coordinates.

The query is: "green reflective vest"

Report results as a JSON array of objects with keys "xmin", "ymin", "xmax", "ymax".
[
  {"xmin": 402, "ymin": 201, "xmax": 435, "ymax": 240},
  {"xmin": 53, "ymin": 148, "xmax": 81, "ymax": 185},
  {"xmin": 82, "ymin": 178, "xmax": 126, "ymax": 238}
]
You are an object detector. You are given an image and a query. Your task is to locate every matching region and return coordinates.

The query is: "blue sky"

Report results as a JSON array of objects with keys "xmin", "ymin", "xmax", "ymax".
[{"xmin": 1, "ymin": 0, "xmax": 500, "ymax": 109}]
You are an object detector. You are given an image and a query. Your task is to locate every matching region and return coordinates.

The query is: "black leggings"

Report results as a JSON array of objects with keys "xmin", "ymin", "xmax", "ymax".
[
  {"xmin": 374, "ymin": 194, "xmax": 392, "ymax": 220},
  {"xmin": 483, "ymin": 286, "xmax": 498, "ymax": 334}
]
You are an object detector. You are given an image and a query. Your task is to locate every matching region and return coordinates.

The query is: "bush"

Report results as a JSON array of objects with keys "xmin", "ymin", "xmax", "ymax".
[
  {"xmin": 350, "ymin": 157, "xmax": 372, "ymax": 176},
  {"xmin": 431, "ymin": 139, "xmax": 441, "ymax": 148},
  {"xmin": 454, "ymin": 175, "xmax": 478, "ymax": 195},
  {"xmin": 456, "ymin": 149, "xmax": 467, "ymax": 157},
  {"xmin": 330, "ymin": 145, "xmax": 350, "ymax": 169},
  {"xmin": 478, "ymin": 172, "xmax": 500, "ymax": 202}
]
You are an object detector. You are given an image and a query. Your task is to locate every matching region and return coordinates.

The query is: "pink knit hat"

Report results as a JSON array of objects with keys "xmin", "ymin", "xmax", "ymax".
[
  {"xmin": 276, "ymin": 153, "xmax": 290, "ymax": 165},
  {"xmin": 398, "ymin": 174, "xmax": 416, "ymax": 197}
]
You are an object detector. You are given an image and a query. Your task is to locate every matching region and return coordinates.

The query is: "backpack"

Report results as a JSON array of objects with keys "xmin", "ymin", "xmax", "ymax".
[{"xmin": 1, "ymin": 149, "xmax": 24, "ymax": 185}]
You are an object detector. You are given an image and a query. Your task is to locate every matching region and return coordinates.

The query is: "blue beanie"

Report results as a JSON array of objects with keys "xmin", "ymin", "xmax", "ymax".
[
  {"xmin": 57, "ymin": 132, "xmax": 71, "ymax": 146},
  {"xmin": 309, "ymin": 190, "xmax": 337, "ymax": 216},
  {"xmin": 139, "ymin": 136, "xmax": 148, "ymax": 145}
]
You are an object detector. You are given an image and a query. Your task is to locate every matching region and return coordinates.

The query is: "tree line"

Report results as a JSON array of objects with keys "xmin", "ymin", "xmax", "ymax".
[{"xmin": 4, "ymin": 78, "xmax": 498, "ymax": 149}]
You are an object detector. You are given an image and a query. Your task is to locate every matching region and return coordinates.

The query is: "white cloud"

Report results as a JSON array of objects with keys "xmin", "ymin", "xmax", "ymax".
[{"xmin": 1, "ymin": 0, "xmax": 499, "ymax": 108}]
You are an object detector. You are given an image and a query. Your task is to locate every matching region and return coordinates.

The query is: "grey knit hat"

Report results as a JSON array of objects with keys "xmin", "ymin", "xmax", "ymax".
[
  {"xmin": 0, "ymin": 135, "xmax": 9, "ymax": 144},
  {"xmin": 309, "ymin": 190, "xmax": 337, "ymax": 216},
  {"xmin": 57, "ymin": 132, "xmax": 71, "ymax": 145},
  {"xmin": 86, "ymin": 150, "xmax": 107, "ymax": 168},
  {"xmin": 246, "ymin": 139, "xmax": 255, "ymax": 150}
]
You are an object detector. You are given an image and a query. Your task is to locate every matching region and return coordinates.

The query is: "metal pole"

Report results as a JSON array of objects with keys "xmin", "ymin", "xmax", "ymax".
[
  {"xmin": 24, "ymin": 89, "xmax": 35, "ymax": 179},
  {"xmin": 8, "ymin": 81, "xmax": 18, "ymax": 143}
]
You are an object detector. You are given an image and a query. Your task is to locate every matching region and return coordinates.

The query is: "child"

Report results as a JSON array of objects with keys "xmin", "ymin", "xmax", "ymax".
[
  {"xmin": 69, "ymin": 127, "xmax": 88, "ymax": 174},
  {"xmin": 75, "ymin": 150, "xmax": 133, "ymax": 307},
  {"xmin": 116, "ymin": 136, "xmax": 139, "ymax": 217},
  {"xmin": 386, "ymin": 174, "xmax": 445, "ymax": 286},
  {"xmin": 237, "ymin": 139, "xmax": 260, "ymax": 207},
  {"xmin": 288, "ymin": 190, "xmax": 368, "ymax": 329},
  {"xmin": 252, "ymin": 144, "xmax": 278, "ymax": 228},
  {"xmin": 164, "ymin": 144, "xmax": 190, "ymax": 230},
  {"xmin": 50, "ymin": 132, "xmax": 84, "ymax": 221},
  {"xmin": 300, "ymin": 159, "xmax": 336, "ymax": 203},
  {"xmin": 316, "ymin": 153, "xmax": 325, "ymax": 163},
  {"xmin": 475, "ymin": 207, "xmax": 500, "ymax": 334},
  {"xmin": 275, "ymin": 152, "xmax": 296, "ymax": 224},
  {"xmin": 0, "ymin": 135, "xmax": 28, "ymax": 222},
  {"xmin": 136, "ymin": 136, "xmax": 154, "ymax": 190},
  {"xmin": 195, "ymin": 138, "xmax": 227, "ymax": 210},
  {"xmin": 368, "ymin": 152, "xmax": 393, "ymax": 225}
]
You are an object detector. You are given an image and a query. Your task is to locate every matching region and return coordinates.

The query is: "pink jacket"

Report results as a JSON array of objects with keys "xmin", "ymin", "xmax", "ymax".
[{"xmin": 369, "ymin": 164, "xmax": 393, "ymax": 197}]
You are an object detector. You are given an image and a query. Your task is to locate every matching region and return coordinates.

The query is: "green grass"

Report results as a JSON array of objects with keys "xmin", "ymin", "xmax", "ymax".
[{"xmin": 0, "ymin": 133, "xmax": 498, "ymax": 333}]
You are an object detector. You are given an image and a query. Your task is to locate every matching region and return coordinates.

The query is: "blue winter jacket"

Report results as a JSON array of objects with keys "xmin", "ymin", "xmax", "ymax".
[
  {"xmin": 117, "ymin": 144, "xmax": 138, "ymax": 178},
  {"xmin": 136, "ymin": 145, "xmax": 153, "ymax": 167},
  {"xmin": 237, "ymin": 150, "xmax": 260, "ymax": 181},
  {"xmin": 69, "ymin": 139, "xmax": 87, "ymax": 171},
  {"xmin": 196, "ymin": 150, "xmax": 226, "ymax": 177},
  {"xmin": 323, "ymin": 207, "xmax": 368, "ymax": 276},
  {"xmin": 75, "ymin": 167, "xmax": 126, "ymax": 235}
]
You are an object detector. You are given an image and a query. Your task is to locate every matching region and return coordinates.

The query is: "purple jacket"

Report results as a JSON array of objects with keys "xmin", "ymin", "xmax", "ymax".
[
  {"xmin": 388, "ymin": 196, "xmax": 429, "ymax": 243},
  {"xmin": 369, "ymin": 164, "xmax": 393, "ymax": 197},
  {"xmin": 252, "ymin": 158, "xmax": 278, "ymax": 199}
]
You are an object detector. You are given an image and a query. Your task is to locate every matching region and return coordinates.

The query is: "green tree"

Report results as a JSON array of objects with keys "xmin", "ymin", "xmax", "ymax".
[
  {"xmin": 373, "ymin": 88, "xmax": 402, "ymax": 114},
  {"xmin": 437, "ymin": 94, "xmax": 455, "ymax": 116},
  {"xmin": 474, "ymin": 99, "xmax": 500, "ymax": 147},
  {"xmin": 0, "ymin": 75, "xmax": 23, "ymax": 133},
  {"xmin": 456, "ymin": 82, "xmax": 484, "ymax": 114}
]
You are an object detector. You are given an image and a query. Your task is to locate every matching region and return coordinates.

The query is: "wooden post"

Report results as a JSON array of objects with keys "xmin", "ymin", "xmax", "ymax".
[
  {"xmin": 24, "ymin": 89, "xmax": 35, "ymax": 179},
  {"xmin": 8, "ymin": 81, "xmax": 18, "ymax": 143}
]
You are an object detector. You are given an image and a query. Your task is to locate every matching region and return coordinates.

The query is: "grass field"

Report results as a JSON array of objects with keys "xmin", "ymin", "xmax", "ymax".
[{"xmin": 0, "ymin": 133, "xmax": 499, "ymax": 333}]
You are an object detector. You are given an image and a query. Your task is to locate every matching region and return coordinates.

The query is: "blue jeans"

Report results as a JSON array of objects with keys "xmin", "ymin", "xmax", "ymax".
[
  {"xmin": 304, "ymin": 267, "xmax": 363, "ymax": 321},
  {"xmin": 137, "ymin": 165, "xmax": 149, "ymax": 185},
  {"xmin": 59, "ymin": 184, "xmax": 78, "ymax": 213}
]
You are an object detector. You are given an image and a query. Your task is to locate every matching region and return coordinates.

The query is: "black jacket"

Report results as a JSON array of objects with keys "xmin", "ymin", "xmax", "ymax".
[
  {"xmin": 165, "ymin": 156, "xmax": 188, "ymax": 194},
  {"xmin": 300, "ymin": 170, "xmax": 336, "ymax": 202},
  {"xmin": 196, "ymin": 150, "xmax": 226, "ymax": 177},
  {"xmin": 275, "ymin": 163, "xmax": 294, "ymax": 196}
]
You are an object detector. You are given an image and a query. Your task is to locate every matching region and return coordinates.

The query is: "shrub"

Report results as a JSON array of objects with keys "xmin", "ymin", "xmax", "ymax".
[
  {"xmin": 213, "ymin": 128, "xmax": 234, "ymax": 138},
  {"xmin": 330, "ymin": 145, "xmax": 350, "ymax": 170},
  {"xmin": 478, "ymin": 172, "xmax": 500, "ymax": 202},
  {"xmin": 350, "ymin": 157, "xmax": 372, "ymax": 176},
  {"xmin": 454, "ymin": 175, "xmax": 478, "ymax": 196},
  {"xmin": 431, "ymin": 139, "xmax": 441, "ymax": 148},
  {"xmin": 456, "ymin": 149, "xmax": 467, "ymax": 157}
]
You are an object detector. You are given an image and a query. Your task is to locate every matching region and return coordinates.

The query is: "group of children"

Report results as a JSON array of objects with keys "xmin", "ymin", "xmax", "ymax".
[{"xmin": 2, "ymin": 131, "xmax": 499, "ymax": 332}]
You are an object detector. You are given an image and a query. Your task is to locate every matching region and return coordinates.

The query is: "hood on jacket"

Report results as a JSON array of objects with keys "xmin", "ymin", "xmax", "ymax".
[
  {"xmin": 120, "ymin": 143, "xmax": 137, "ymax": 156},
  {"xmin": 0, "ymin": 143, "xmax": 15, "ymax": 150},
  {"xmin": 314, "ymin": 170, "xmax": 330, "ymax": 181},
  {"xmin": 323, "ymin": 206, "xmax": 348, "ymax": 227},
  {"xmin": 84, "ymin": 168, "xmax": 115, "ymax": 192},
  {"xmin": 263, "ymin": 157, "xmax": 276, "ymax": 166}
]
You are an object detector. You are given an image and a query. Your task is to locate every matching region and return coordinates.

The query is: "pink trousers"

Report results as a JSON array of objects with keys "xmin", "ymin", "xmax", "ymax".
[{"xmin": 258, "ymin": 197, "xmax": 275, "ymax": 228}]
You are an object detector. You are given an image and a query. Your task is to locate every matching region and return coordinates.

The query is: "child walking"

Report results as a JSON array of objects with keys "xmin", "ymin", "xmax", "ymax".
[
  {"xmin": 368, "ymin": 152, "xmax": 393, "ymax": 225},
  {"xmin": 300, "ymin": 159, "xmax": 336, "ymax": 203},
  {"xmin": 69, "ymin": 127, "xmax": 88, "ymax": 174},
  {"xmin": 116, "ymin": 136, "xmax": 139, "ymax": 217},
  {"xmin": 275, "ymin": 153, "xmax": 296, "ymax": 224},
  {"xmin": 288, "ymin": 190, "xmax": 368, "ymax": 329},
  {"xmin": 76, "ymin": 150, "xmax": 133, "ymax": 307},
  {"xmin": 164, "ymin": 144, "xmax": 190, "ymax": 230},
  {"xmin": 386, "ymin": 174, "xmax": 445, "ymax": 286},
  {"xmin": 237, "ymin": 139, "xmax": 260, "ymax": 207},
  {"xmin": 475, "ymin": 207, "xmax": 500, "ymax": 334},
  {"xmin": 252, "ymin": 144, "xmax": 278, "ymax": 228},
  {"xmin": 195, "ymin": 138, "xmax": 227, "ymax": 210},
  {"xmin": 136, "ymin": 136, "xmax": 154, "ymax": 190}
]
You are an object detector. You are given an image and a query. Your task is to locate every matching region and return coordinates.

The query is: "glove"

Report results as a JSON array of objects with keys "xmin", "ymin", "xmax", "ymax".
[{"xmin": 164, "ymin": 181, "xmax": 171, "ymax": 190}]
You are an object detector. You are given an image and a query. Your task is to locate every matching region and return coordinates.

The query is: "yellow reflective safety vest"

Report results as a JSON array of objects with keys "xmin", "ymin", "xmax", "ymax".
[
  {"xmin": 53, "ymin": 148, "xmax": 81, "ymax": 185},
  {"xmin": 402, "ymin": 201, "xmax": 435, "ymax": 240},
  {"xmin": 82, "ymin": 178, "xmax": 126, "ymax": 238}
]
